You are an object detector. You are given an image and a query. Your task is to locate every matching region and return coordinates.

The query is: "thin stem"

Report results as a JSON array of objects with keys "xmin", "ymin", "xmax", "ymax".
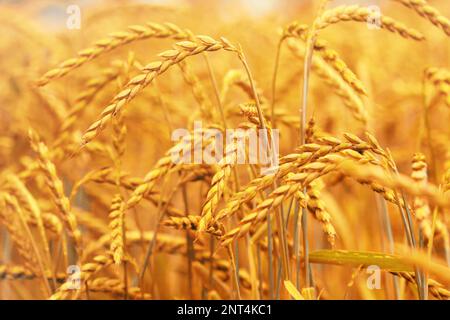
[
  {"xmin": 267, "ymin": 213, "xmax": 274, "ymax": 299},
  {"xmin": 15, "ymin": 203, "xmax": 52, "ymax": 296},
  {"xmin": 276, "ymin": 198, "xmax": 294, "ymax": 298},
  {"xmin": 378, "ymin": 195, "xmax": 400, "ymax": 299},
  {"xmin": 138, "ymin": 177, "xmax": 179, "ymax": 291},
  {"xmin": 203, "ymin": 54, "xmax": 227, "ymax": 128},
  {"xmin": 181, "ymin": 185, "xmax": 194, "ymax": 299},
  {"xmin": 298, "ymin": 21, "xmax": 320, "ymax": 290},
  {"xmin": 271, "ymin": 38, "xmax": 284, "ymax": 127}
]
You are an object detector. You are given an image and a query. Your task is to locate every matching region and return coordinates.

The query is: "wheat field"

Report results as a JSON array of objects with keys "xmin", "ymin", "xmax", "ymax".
[{"xmin": 0, "ymin": 0, "xmax": 449, "ymax": 300}]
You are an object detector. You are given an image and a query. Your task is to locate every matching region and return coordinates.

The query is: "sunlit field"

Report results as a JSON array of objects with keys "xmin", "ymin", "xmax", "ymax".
[{"xmin": 0, "ymin": 0, "xmax": 449, "ymax": 300}]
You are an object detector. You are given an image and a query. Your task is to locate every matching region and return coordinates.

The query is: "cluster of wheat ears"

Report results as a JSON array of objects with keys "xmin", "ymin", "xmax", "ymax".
[{"xmin": 0, "ymin": 0, "xmax": 449, "ymax": 300}]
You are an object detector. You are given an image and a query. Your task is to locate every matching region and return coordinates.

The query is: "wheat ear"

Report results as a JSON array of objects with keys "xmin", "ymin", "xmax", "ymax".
[
  {"xmin": 108, "ymin": 194, "xmax": 125, "ymax": 264},
  {"xmin": 316, "ymin": 5, "xmax": 425, "ymax": 41},
  {"xmin": 28, "ymin": 130, "xmax": 83, "ymax": 256},
  {"xmin": 392, "ymin": 271, "xmax": 450, "ymax": 299},
  {"xmin": 36, "ymin": 22, "xmax": 192, "ymax": 86},
  {"xmin": 81, "ymin": 36, "xmax": 237, "ymax": 146},
  {"xmin": 198, "ymin": 130, "xmax": 245, "ymax": 233}
]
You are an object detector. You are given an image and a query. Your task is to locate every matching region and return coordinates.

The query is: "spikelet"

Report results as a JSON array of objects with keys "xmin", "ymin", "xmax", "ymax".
[{"xmin": 163, "ymin": 215, "xmax": 225, "ymax": 237}]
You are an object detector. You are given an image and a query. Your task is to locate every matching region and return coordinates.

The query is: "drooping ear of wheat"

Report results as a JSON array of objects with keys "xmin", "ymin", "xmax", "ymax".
[
  {"xmin": 391, "ymin": 0, "xmax": 450, "ymax": 36},
  {"xmin": 316, "ymin": 5, "xmax": 425, "ymax": 40},
  {"xmin": 36, "ymin": 22, "xmax": 194, "ymax": 86}
]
